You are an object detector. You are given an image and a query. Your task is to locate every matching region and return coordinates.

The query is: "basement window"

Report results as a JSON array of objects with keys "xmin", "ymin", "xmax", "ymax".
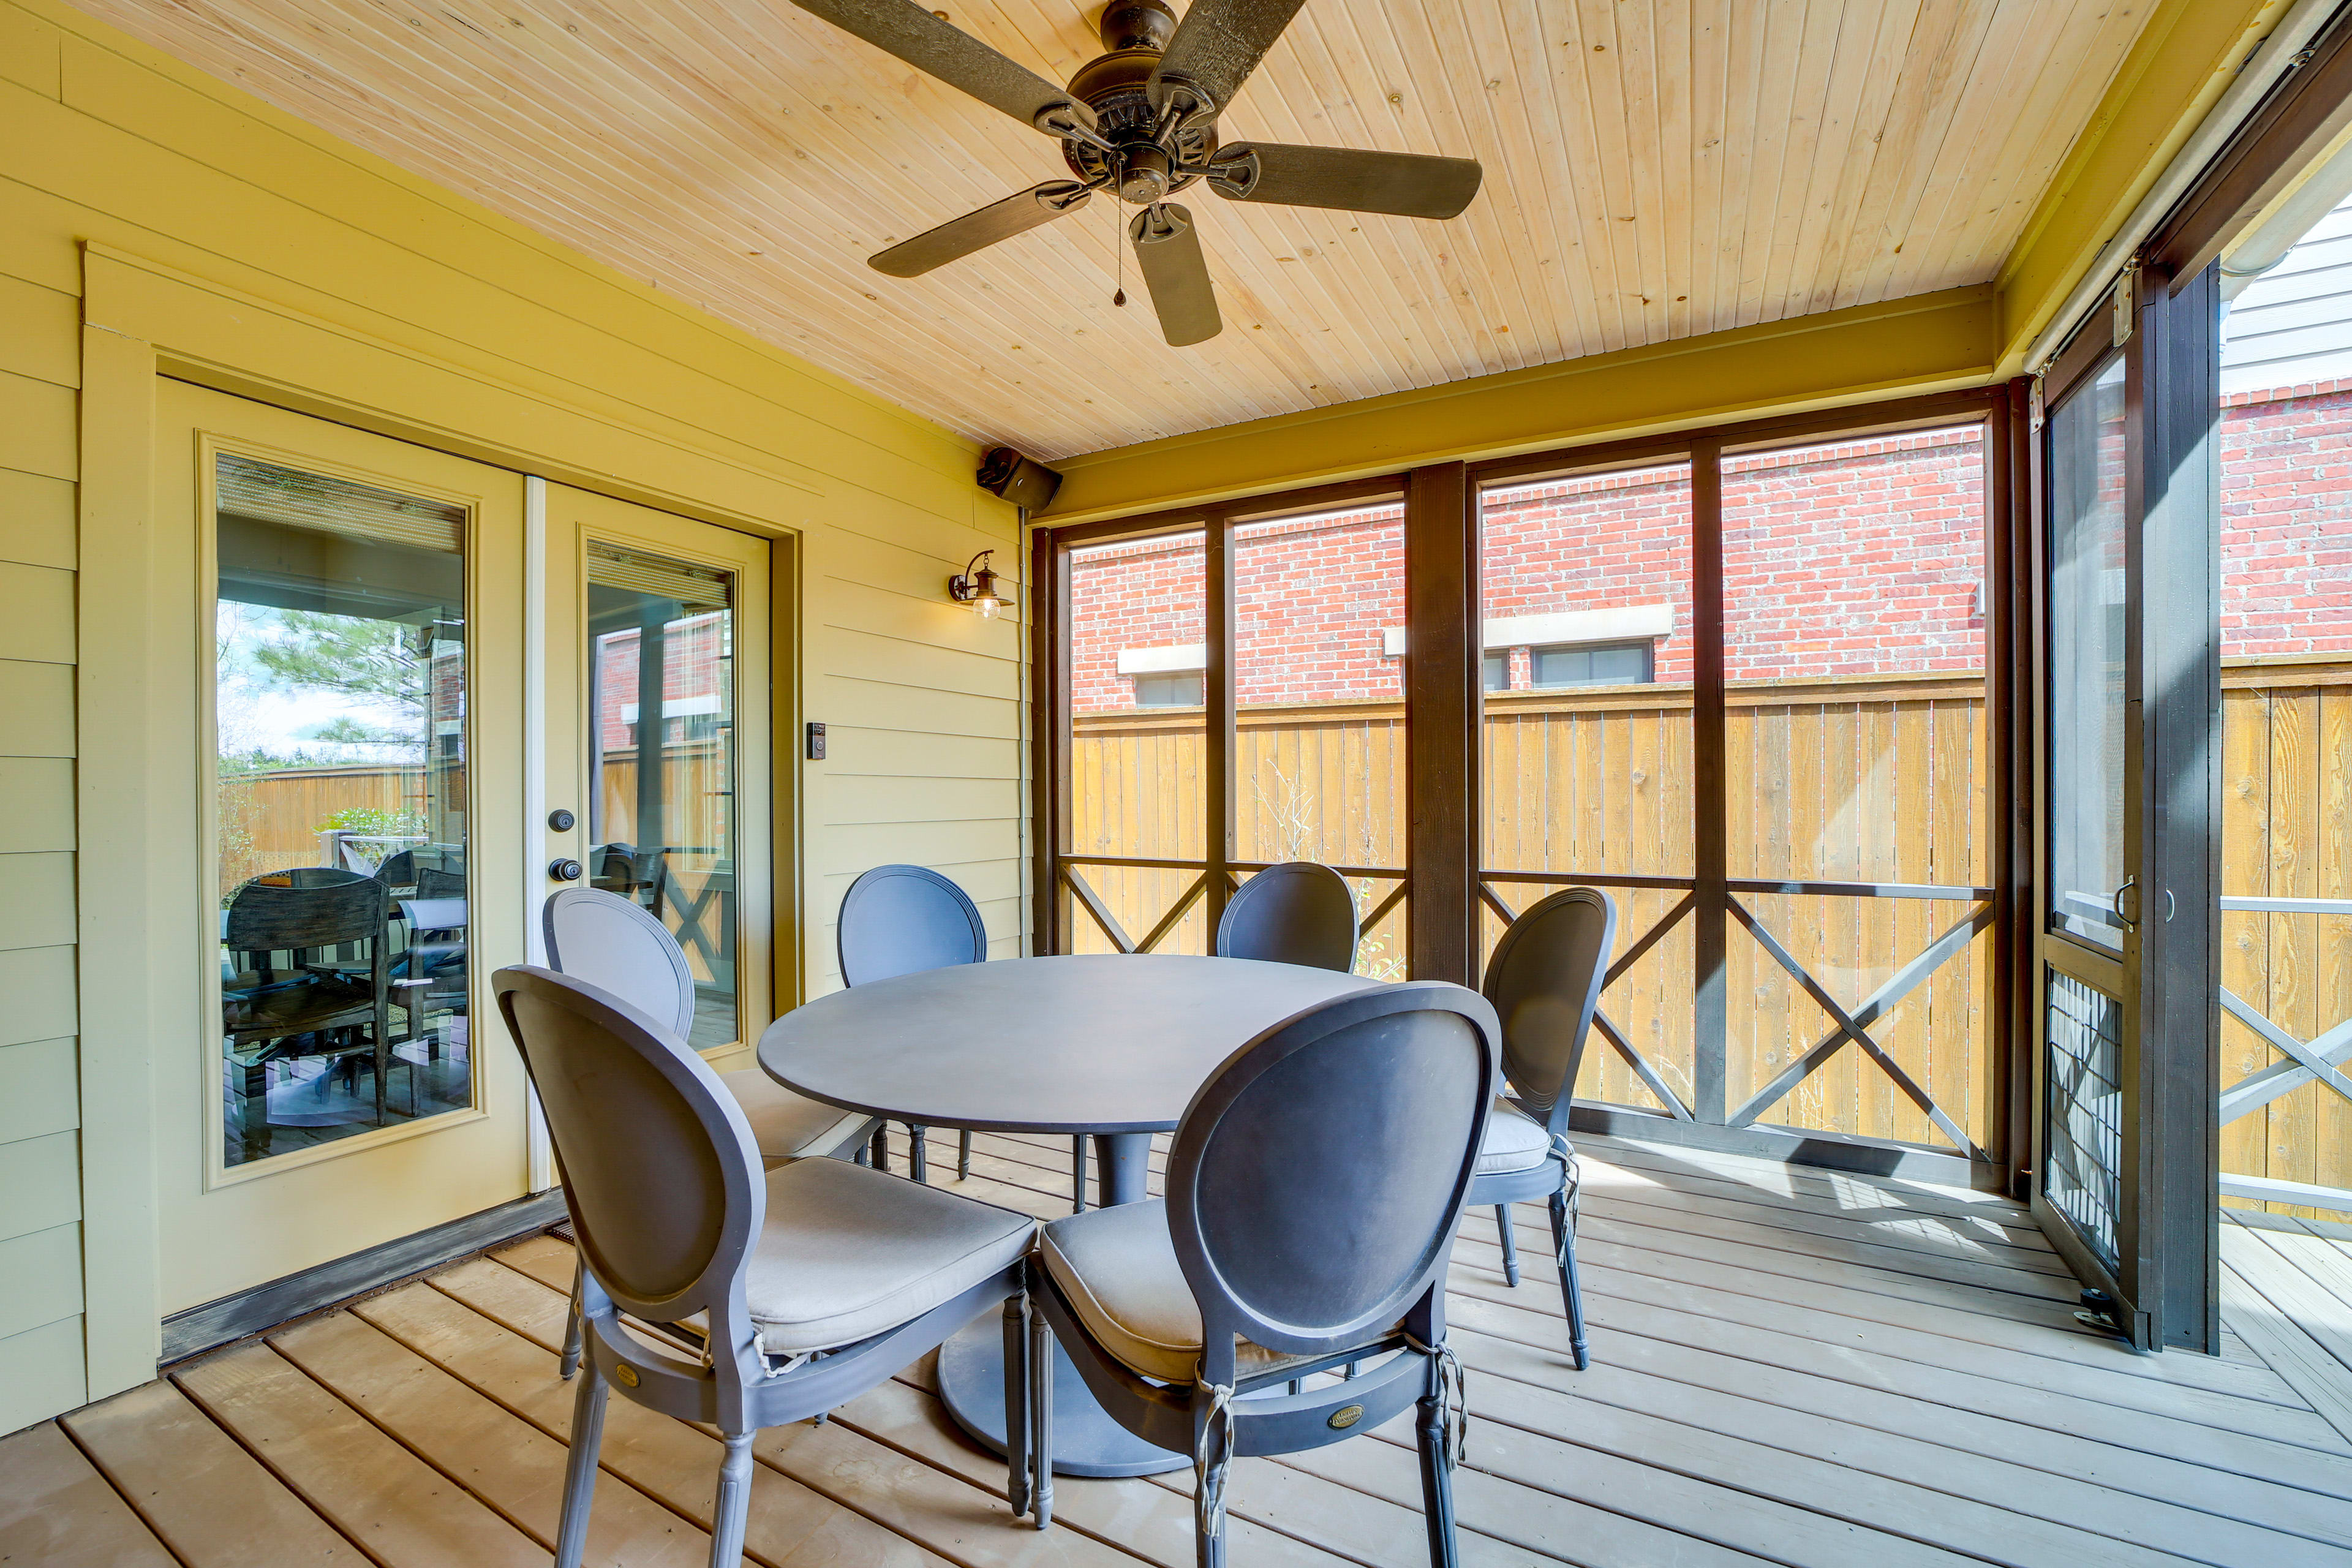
[
  {"xmin": 1529, "ymin": 640, "xmax": 1654, "ymax": 688},
  {"xmin": 1133, "ymin": 671, "xmax": 1205, "ymax": 707}
]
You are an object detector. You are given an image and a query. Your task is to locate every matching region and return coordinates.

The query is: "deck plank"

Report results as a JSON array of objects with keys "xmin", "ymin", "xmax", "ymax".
[
  {"xmin": 439, "ymin": 1251, "xmax": 1169, "ymax": 1568},
  {"xmin": 266, "ymin": 1311, "xmax": 713, "ymax": 1568},
  {"xmin": 1451, "ymin": 1265, "xmax": 2352, "ymax": 1547},
  {"xmin": 21, "ymin": 1137, "xmax": 2352, "ymax": 1568},
  {"xmin": 172, "ymin": 1341, "xmax": 549, "ymax": 1568},
  {"xmin": 61, "ymin": 1378, "xmax": 355, "ymax": 1566},
  {"xmin": 1455, "ymin": 1212, "xmax": 2318, "ymax": 1416},
  {"xmin": 0, "ymin": 1423, "xmax": 178, "ymax": 1568}
]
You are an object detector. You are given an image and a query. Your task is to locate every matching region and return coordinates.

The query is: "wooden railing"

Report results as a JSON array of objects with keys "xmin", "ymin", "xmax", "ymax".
[{"xmin": 1068, "ymin": 658, "xmax": 2352, "ymax": 1197}]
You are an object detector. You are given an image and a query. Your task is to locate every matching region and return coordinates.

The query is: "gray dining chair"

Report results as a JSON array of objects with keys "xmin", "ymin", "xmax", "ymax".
[
  {"xmin": 1215, "ymin": 861, "xmax": 1360, "ymax": 972},
  {"xmin": 1026, "ymin": 981, "xmax": 1498, "ymax": 1568},
  {"xmin": 837, "ymin": 864, "xmax": 989, "ymax": 1185},
  {"xmin": 1471, "ymin": 886, "xmax": 1615, "ymax": 1371},
  {"xmin": 492, "ymin": 966, "xmax": 1042, "ymax": 1568},
  {"xmin": 543, "ymin": 887, "xmax": 881, "ymax": 1378}
]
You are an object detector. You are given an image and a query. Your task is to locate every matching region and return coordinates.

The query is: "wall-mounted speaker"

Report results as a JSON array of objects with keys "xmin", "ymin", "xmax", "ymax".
[{"xmin": 977, "ymin": 446, "xmax": 1063, "ymax": 512}]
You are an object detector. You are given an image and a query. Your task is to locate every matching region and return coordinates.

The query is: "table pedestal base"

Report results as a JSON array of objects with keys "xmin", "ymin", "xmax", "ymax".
[{"xmin": 935, "ymin": 1316, "xmax": 1188, "ymax": 1477}]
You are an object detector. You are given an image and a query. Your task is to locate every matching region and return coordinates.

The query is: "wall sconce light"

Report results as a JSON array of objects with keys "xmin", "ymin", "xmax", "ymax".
[{"xmin": 949, "ymin": 550, "xmax": 1009, "ymax": 619}]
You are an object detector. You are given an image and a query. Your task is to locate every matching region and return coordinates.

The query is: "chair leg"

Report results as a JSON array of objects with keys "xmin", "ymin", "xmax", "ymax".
[
  {"xmin": 1415, "ymin": 1365, "xmax": 1460, "ymax": 1568},
  {"xmin": 960, "ymin": 1128, "xmax": 974, "ymax": 1182},
  {"xmin": 560, "ymin": 1260, "xmax": 586, "ymax": 1380},
  {"xmin": 1550, "ymin": 1188, "xmax": 1589, "ymax": 1371},
  {"xmin": 909, "ymin": 1123, "xmax": 928, "ymax": 1184},
  {"xmin": 708, "ymin": 1431, "xmax": 756, "ymax": 1568},
  {"xmin": 870, "ymin": 1125, "xmax": 889, "ymax": 1172},
  {"xmin": 853, "ymin": 1139, "xmax": 871, "ymax": 1167},
  {"xmin": 1028, "ymin": 1299, "xmax": 1054, "ymax": 1529},
  {"xmin": 1070, "ymin": 1136, "xmax": 1088, "ymax": 1215},
  {"xmin": 1002, "ymin": 1294, "xmax": 1030, "ymax": 1518},
  {"xmin": 1494, "ymin": 1204, "xmax": 1520, "ymax": 1286},
  {"xmin": 554, "ymin": 1356, "xmax": 608, "ymax": 1568}
]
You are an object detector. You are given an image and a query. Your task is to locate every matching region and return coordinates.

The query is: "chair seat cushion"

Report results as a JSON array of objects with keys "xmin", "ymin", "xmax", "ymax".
[
  {"xmin": 1039, "ymin": 1199, "xmax": 1337, "ymax": 1385},
  {"xmin": 743, "ymin": 1158, "xmax": 1035, "ymax": 1356},
  {"xmin": 1477, "ymin": 1101, "xmax": 1553, "ymax": 1175},
  {"xmin": 719, "ymin": 1069, "xmax": 876, "ymax": 1162}
]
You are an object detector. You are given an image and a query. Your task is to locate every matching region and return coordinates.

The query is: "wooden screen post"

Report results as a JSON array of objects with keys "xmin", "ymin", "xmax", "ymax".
[
  {"xmin": 1029, "ymin": 526, "xmax": 1063, "ymax": 954},
  {"xmin": 1692, "ymin": 440, "xmax": 1728, "ymax": 1124},
  {"xmin": 1405, "ymin": 461, "xmax": 1477, "ymax": 984},
  {"xmin": 2138, "ymin": 261, "xmax": 2223, "ymax": 1354},
  {"xmin": 1206, "ymin": 520, "xmax": 1235, "ymax": 933}
]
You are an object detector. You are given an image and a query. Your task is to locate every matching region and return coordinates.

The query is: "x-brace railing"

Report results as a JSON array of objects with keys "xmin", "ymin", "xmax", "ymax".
[
  {"xmin": 1727, "ymin": 894, "xmax": 1993, "ymax": 1159},
  {"xmin": 2217, "ymin": 894, "xmax": 2352, "ymax": 1130},
  {"xmin": 1061, "ymin": 859, "xmax": 1408, "ymax": 956},
  {"xmin": 1480, "ymin": 880, "xmax": 1698, "ymax": 1120}
]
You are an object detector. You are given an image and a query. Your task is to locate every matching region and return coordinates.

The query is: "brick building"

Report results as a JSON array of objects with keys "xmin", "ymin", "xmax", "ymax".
[{"xmin": 1068, "ymin": 394, "xmax": 2351, "ymax": 716}]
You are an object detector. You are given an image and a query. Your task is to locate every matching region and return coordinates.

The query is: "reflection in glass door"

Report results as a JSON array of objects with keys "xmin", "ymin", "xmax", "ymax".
[
  {"xmin": 586, "ymin": 544, "xmax": 741, "ymax": 1049},
  {"xmin": 213, "ymin": 453, "xmax": 477, "ymax": 1167}
]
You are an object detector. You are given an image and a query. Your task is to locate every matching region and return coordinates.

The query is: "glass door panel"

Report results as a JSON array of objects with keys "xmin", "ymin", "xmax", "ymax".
[
  {"xmin": 587, "ymin": 543, "xmax": 741, "ymax": 1050},
  {"xmin": 158, "ymin": 379, "xmax": 529, "ymax": 1316},
  {"xmin": 545, "ymin": 485, "xmax": 772, "ymax": 1053},
  {"xmin": 214, "ymin": 453, "xmax": 476, "ymax": 1167},
  {"xmin": 2046, "ymin": 360, "xmax": 2131, "ymax": 951}
]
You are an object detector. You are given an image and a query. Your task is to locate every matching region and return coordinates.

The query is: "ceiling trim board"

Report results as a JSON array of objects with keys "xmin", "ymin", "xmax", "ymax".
[{"xmin": 1039, "ymin": 284, "xmax": 1997, "ymax": 522}]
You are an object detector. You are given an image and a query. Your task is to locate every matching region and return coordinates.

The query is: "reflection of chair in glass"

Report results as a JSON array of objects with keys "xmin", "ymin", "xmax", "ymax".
[
  {"xmin": 416, "ymin": 867, "xmax": 466, "ymax": 900},
  {"xmin": 372, "ymin": 848, "xmax": 418, "ymax": 895},
  {"xmin": 393, "ymin": 894, "xmax": 468, "ymax": 1065},
  {"xmin": 221, "ymin": 872, "xmax": 394, "ymax": 1155},
  {"xmin": 590, "ymin": 842, "xmax": 670, "ymax": 916}
]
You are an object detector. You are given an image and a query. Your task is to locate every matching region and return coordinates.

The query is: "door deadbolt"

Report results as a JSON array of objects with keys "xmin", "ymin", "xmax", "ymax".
[
  {"xmin": 548, "ymin": 808, "xmax": 576, "ymax": 832},
  {"xmin": 548, "ymin": 858, "xmax": 583, "ymax": 882}
]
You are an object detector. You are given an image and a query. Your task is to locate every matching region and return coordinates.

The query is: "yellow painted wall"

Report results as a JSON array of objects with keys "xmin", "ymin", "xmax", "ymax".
[{"xmin": 0, "ymin": 0, "xmax": 1027, "ymax": 1433}]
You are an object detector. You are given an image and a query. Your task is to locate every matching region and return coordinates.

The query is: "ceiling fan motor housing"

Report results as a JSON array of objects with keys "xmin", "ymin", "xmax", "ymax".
[{"xmin": 1060, "ymin": 0, "xmax": 1213, "ymax": 194}]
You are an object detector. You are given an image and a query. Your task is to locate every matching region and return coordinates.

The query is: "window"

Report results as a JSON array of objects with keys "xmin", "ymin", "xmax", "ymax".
[
  {"xmin": 1528, "ymin": 639, "xmax": 1652, "ymax": 688},
  {"xmin": 1133, "ymin": 671, "xmax": 1204, "ymax": 707},
  {"xmin": 213, "ymin": 452, "xmax": 473, "ymax": 1167},
  {"xmin": 1482, "ymin": 652, "xmax": 1507, "ymax": 692}
]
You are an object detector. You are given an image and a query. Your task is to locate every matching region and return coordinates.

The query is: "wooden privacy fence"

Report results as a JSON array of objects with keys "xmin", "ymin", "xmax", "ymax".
[
  {"xmin": 1068, "ymin": 660, "xmax": 2352, "ymax": 1194},
  {"xmin": 217, "ymin": 743, "xmax": 731, "ymax": 894}
]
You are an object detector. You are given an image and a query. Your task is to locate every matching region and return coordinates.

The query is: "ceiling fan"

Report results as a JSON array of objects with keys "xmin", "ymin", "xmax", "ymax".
[{"xmin": 786, "ymin": 0, "xmax": 1484, "ymax": 345}]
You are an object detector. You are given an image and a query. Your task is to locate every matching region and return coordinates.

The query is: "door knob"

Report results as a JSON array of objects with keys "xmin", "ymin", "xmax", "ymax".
[{"xmin": 548, "ymin": 858, "xmax": 583, "ymax": 882}]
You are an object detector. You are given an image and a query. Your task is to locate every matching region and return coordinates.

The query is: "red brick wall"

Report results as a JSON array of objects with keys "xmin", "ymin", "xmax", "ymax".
[
  {"xmin": 2223, "ymin": 380, "xmax": 2352, "ymax": 657},
  {"xmin": 594, "ymin": 611, "xmax": 727, "ymax": 747},
  {"xmin": 1066, "ymin": 393, "xmax": 2352, "ymax": 715}
]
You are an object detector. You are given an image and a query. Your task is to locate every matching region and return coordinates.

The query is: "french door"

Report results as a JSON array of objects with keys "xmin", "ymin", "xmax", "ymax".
[
  {"xmin": 158, "ymin": 380, "xmax": 532, "ymax": 1312},
  {"xmin": 538, "ymin": 484, "xmax": 775, "ymax": 1071},
  {"xmin": 158, "ymin": 385, "xmax": 777, "ymax": 1317},
  {"xmin": 2032, "ymin": 270, "xmax": 2222, "ymax": 1353}
]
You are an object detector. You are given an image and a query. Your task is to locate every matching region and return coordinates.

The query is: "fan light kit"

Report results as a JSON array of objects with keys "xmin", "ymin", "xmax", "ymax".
[{"xmin": 788, "ymin": 0, "xmax": 1484, "ymax": 345}]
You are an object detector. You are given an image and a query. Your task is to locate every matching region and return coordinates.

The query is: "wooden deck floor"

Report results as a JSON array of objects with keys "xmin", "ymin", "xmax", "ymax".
[{"xmin": 12, "ymin": 1133, "xmax": 2352, "ymax": 1568}]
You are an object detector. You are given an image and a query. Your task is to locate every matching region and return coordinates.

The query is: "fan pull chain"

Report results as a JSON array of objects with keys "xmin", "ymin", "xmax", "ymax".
[{"xmin": 1110, "ymin": 153, "xmax": 1126, "ymax": 307}]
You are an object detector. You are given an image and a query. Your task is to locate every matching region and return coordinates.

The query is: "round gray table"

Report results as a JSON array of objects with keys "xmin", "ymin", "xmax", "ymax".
[{"xmin": 757, "ymin": 952, "xmax": 1377, "ymax": 1475}]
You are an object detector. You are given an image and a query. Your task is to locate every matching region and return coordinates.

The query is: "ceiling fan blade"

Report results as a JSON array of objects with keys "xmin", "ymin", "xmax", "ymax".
[
  {"xmin": 870, "ymin": 182, "xmax": 1092, "ymax": 277},
  {"xmin": 1129, "ymin": 204, "xmax": 1222, "ymax": 346},
  {"xmin": 1207, "ymin": 143, "xmax": 1483, "ymax": 219},
  {"xmin": 1147, "ymin": 0, "xmax": 1306, "ymax": 119},
  {"xmin": 788, "ymin": 0, "xmax": 1095, "ymax": 135}
]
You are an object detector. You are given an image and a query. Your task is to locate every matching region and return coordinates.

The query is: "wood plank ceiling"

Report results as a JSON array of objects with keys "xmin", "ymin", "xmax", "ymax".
[{"xmin": 69, "ymin": 0, "xmax": 2152, "ymax": 460}]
